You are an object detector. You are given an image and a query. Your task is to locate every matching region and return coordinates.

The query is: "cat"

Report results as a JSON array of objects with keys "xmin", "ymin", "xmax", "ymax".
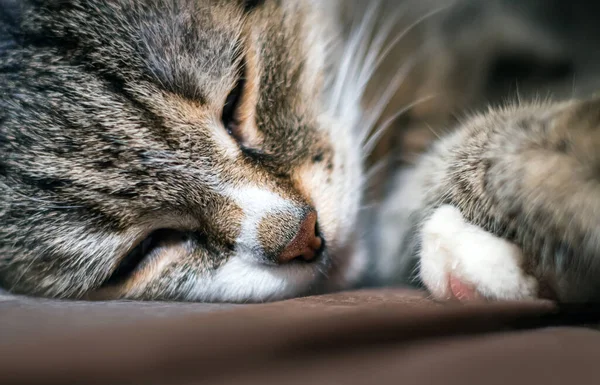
[
  {"xmin": 3, "ymin": 0, "xmax": 598, "ymax": 304},
  {"xmin": 0, "ymin": 0, "xmax": 373, "ymax": 302},
  {"xmin": 378, "ymin": 97, "xmax": 600, "ymax": 303}
]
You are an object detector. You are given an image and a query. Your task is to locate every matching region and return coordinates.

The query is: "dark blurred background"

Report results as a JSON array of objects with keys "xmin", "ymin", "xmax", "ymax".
[{"xmin": 342, "ymin": 0, "xmax": 600, "ymax": 200}]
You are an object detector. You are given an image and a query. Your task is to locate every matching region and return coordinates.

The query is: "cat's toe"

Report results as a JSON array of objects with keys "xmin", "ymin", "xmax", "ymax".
[{"xmin": 419, "ymin": 205, "xmax": 538, "ymax": 301}]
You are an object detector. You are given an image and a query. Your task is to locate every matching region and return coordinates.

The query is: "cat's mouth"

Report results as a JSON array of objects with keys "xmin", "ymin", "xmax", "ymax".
[{"xmin": 86, "ymin": 215, "xmax": 348, "ymax": 302}]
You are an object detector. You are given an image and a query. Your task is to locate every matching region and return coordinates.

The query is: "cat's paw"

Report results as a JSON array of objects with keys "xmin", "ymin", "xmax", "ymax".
[{"xmin": 419, "ymin": 205, "xmax": 538, "ymax": 301}]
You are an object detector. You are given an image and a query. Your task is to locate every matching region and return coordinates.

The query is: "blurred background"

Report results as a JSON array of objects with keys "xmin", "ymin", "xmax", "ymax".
[{"xmin": 339, "ymin": 0, "xmax": 600, "ymax": 202}]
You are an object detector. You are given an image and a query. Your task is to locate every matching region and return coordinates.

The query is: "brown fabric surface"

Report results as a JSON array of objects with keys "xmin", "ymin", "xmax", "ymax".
[{"xmin": 1, "ymin": 289, "xmax": 599, "ymax": 385}]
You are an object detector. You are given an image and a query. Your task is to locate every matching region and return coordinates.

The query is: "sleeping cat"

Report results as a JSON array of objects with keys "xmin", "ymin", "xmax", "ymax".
[
  {"xmin": 0, "ymin": 0, "xmax": 370, "ymax": 301},
  {"xmin": 2, "ymin": 0, "xmax": 598, "ymax": 304},
  {"xmin": 378, "ymin": 97, "xmax": 600, "ymax": 303}
]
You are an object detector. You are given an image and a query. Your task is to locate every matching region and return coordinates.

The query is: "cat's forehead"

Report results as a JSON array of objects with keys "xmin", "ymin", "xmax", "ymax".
[
  {"xmin": 25, "ymin": 0, "xmax": 322, "ymax": 102},
  {"xmin": 13, "ymin": 0, "xmax": 334, "ymax": 170},
  {"xmin": 135, "ymin": 0, "xmax": 329, "ymax": 152},
  {"xmin": 138, "ymin": 1, "xmax": 246, "ymax": 102},
  {"xmin": 134, "ymin": 0, "xmax": 325, "ymax": 104},
  {"xmin": 247, "ymin": 1, "xmax": 332, "ymax": 156}
]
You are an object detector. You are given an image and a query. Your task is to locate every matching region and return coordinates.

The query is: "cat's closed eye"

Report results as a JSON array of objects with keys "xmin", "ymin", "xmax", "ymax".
[
  {"xmin": 0, "ymin": 0, "xmax": 367, "ymax": 302},
  {"xmin": 222, "ymin": 58, "xmax": 247, "ymax": 144}
]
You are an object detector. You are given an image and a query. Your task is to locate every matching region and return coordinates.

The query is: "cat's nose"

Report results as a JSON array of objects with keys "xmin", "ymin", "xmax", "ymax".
[{"xmin": 277, "ymin": 211, "xmax": 323, "ymax": 264}]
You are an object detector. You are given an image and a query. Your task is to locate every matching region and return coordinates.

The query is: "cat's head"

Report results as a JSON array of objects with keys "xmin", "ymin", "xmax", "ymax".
[{"xmin": 0, "ymin": 0, "xmax": 367, "ymax": 301}]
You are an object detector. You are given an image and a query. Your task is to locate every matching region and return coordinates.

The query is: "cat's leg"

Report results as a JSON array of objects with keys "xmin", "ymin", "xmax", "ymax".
[{"xmin": 419, "ymin": 205, "xmax": 538, "ymax": 301}]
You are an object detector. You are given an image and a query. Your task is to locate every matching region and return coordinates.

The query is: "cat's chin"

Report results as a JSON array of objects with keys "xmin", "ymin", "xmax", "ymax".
[
  {"xmin": 185, "ymin": 257, "xmax": 331, "ymax": 303},
  {"xmin": 85, "ymin": 228, "xmax": 367, "ymax": 303},
  {"xmin": 89, "ymin": 251, "xmax": 346, "ymax": 303},
  {"xmin": 187, "ymin": 238, "xmax": 369, "ymax": 303}
]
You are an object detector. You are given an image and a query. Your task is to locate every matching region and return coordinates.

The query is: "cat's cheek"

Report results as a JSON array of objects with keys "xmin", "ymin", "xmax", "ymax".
[
  {"xmin": 419, "ymin": 205, "xmax": 539, "ymax": 301},
  {"xmin": 185, "ymin": 256, "xmax": 325, "ymax": 302},
  {"xmin": 88, "ymin": 242, "xmax": 192, "ymax": 300}
]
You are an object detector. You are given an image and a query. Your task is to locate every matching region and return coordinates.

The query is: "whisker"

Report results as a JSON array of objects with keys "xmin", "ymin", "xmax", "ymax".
[
  {"xmin": 358, "ymin": 53, "xmax": 421, "ymax": 144},
  {"xmin": 424, "ymin": 122, "xmax": 442, "ymax": 141},
  {"xmin": 352, "ymin": 4, "xmax": 410, "ymax": 104},
  {"xmin": 362, "ymin": 94, "xmax": 437, "ymax": 157},
  {"xmin": 361, "ymin": 155, "xmax": 391, "ymax": 189},
  {"xmin": 348, "ymin": 5, "xmax": 385, "ymax": 84},
  {"xmin": 357, "ymin": 3, "xmax": 453, "ymax": 94},
  {"xmin": 330, "ymin": 2, "xmax": 380, "ymax": 116},
  {"xmin": 359, "ymin": 203, "xmax": 381, "ymax": 212}
]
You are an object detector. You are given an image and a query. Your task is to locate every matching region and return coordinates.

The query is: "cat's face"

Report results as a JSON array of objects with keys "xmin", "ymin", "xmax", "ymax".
[{"xmin": 0, "ymin": 0, "xmax": 366, "ymax": 301}]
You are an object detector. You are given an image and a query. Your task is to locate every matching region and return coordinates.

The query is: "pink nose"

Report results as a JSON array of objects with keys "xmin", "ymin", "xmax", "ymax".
[{"xmin": 277, "ymin": 211, "xmax": 323, "ymax": 264}]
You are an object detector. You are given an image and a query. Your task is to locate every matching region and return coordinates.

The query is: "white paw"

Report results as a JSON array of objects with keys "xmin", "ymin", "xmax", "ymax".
[{"xmin": 419, "ymin": 205, "xmax": 538, "ymax": 301}]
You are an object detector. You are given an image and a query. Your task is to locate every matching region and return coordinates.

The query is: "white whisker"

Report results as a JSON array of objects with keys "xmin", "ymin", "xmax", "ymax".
[
  {"xmin": 362, "ymin": 155, "xmax": 391, "ymax": 188},
  {"xmin": 359, "ymin": 203, "xmax": 380, "ymax": 212},
  {"xmin": 358, "ymin": 52, "xmax": 421, "ymax": 144},
  {"xmin": 351, "ymin": 5, "xmax": 409, "ymax": 107},
  {"xmin": 329, "ymin": 2, "xmax": 380, "ymax": 116},
  {"xmin": 425, "ymin": 122, "xmax": 442, "ymax": 141},
  {"xmin": 362, "ymin": 94, "xmax": 437, "ymax": 157},
  {"xmin": 357, "ymin": 3, "xmax": 452, "ymax": 96}
]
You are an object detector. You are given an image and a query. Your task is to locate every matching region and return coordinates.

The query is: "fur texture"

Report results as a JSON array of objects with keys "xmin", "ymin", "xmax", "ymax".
[
  {"xmin": 0, "ymin": 0, "xmax": 368, "ymax": 301},
  {"xmin": 379, "ymin": 98, "xmax": 600, "ymax": 302}
]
